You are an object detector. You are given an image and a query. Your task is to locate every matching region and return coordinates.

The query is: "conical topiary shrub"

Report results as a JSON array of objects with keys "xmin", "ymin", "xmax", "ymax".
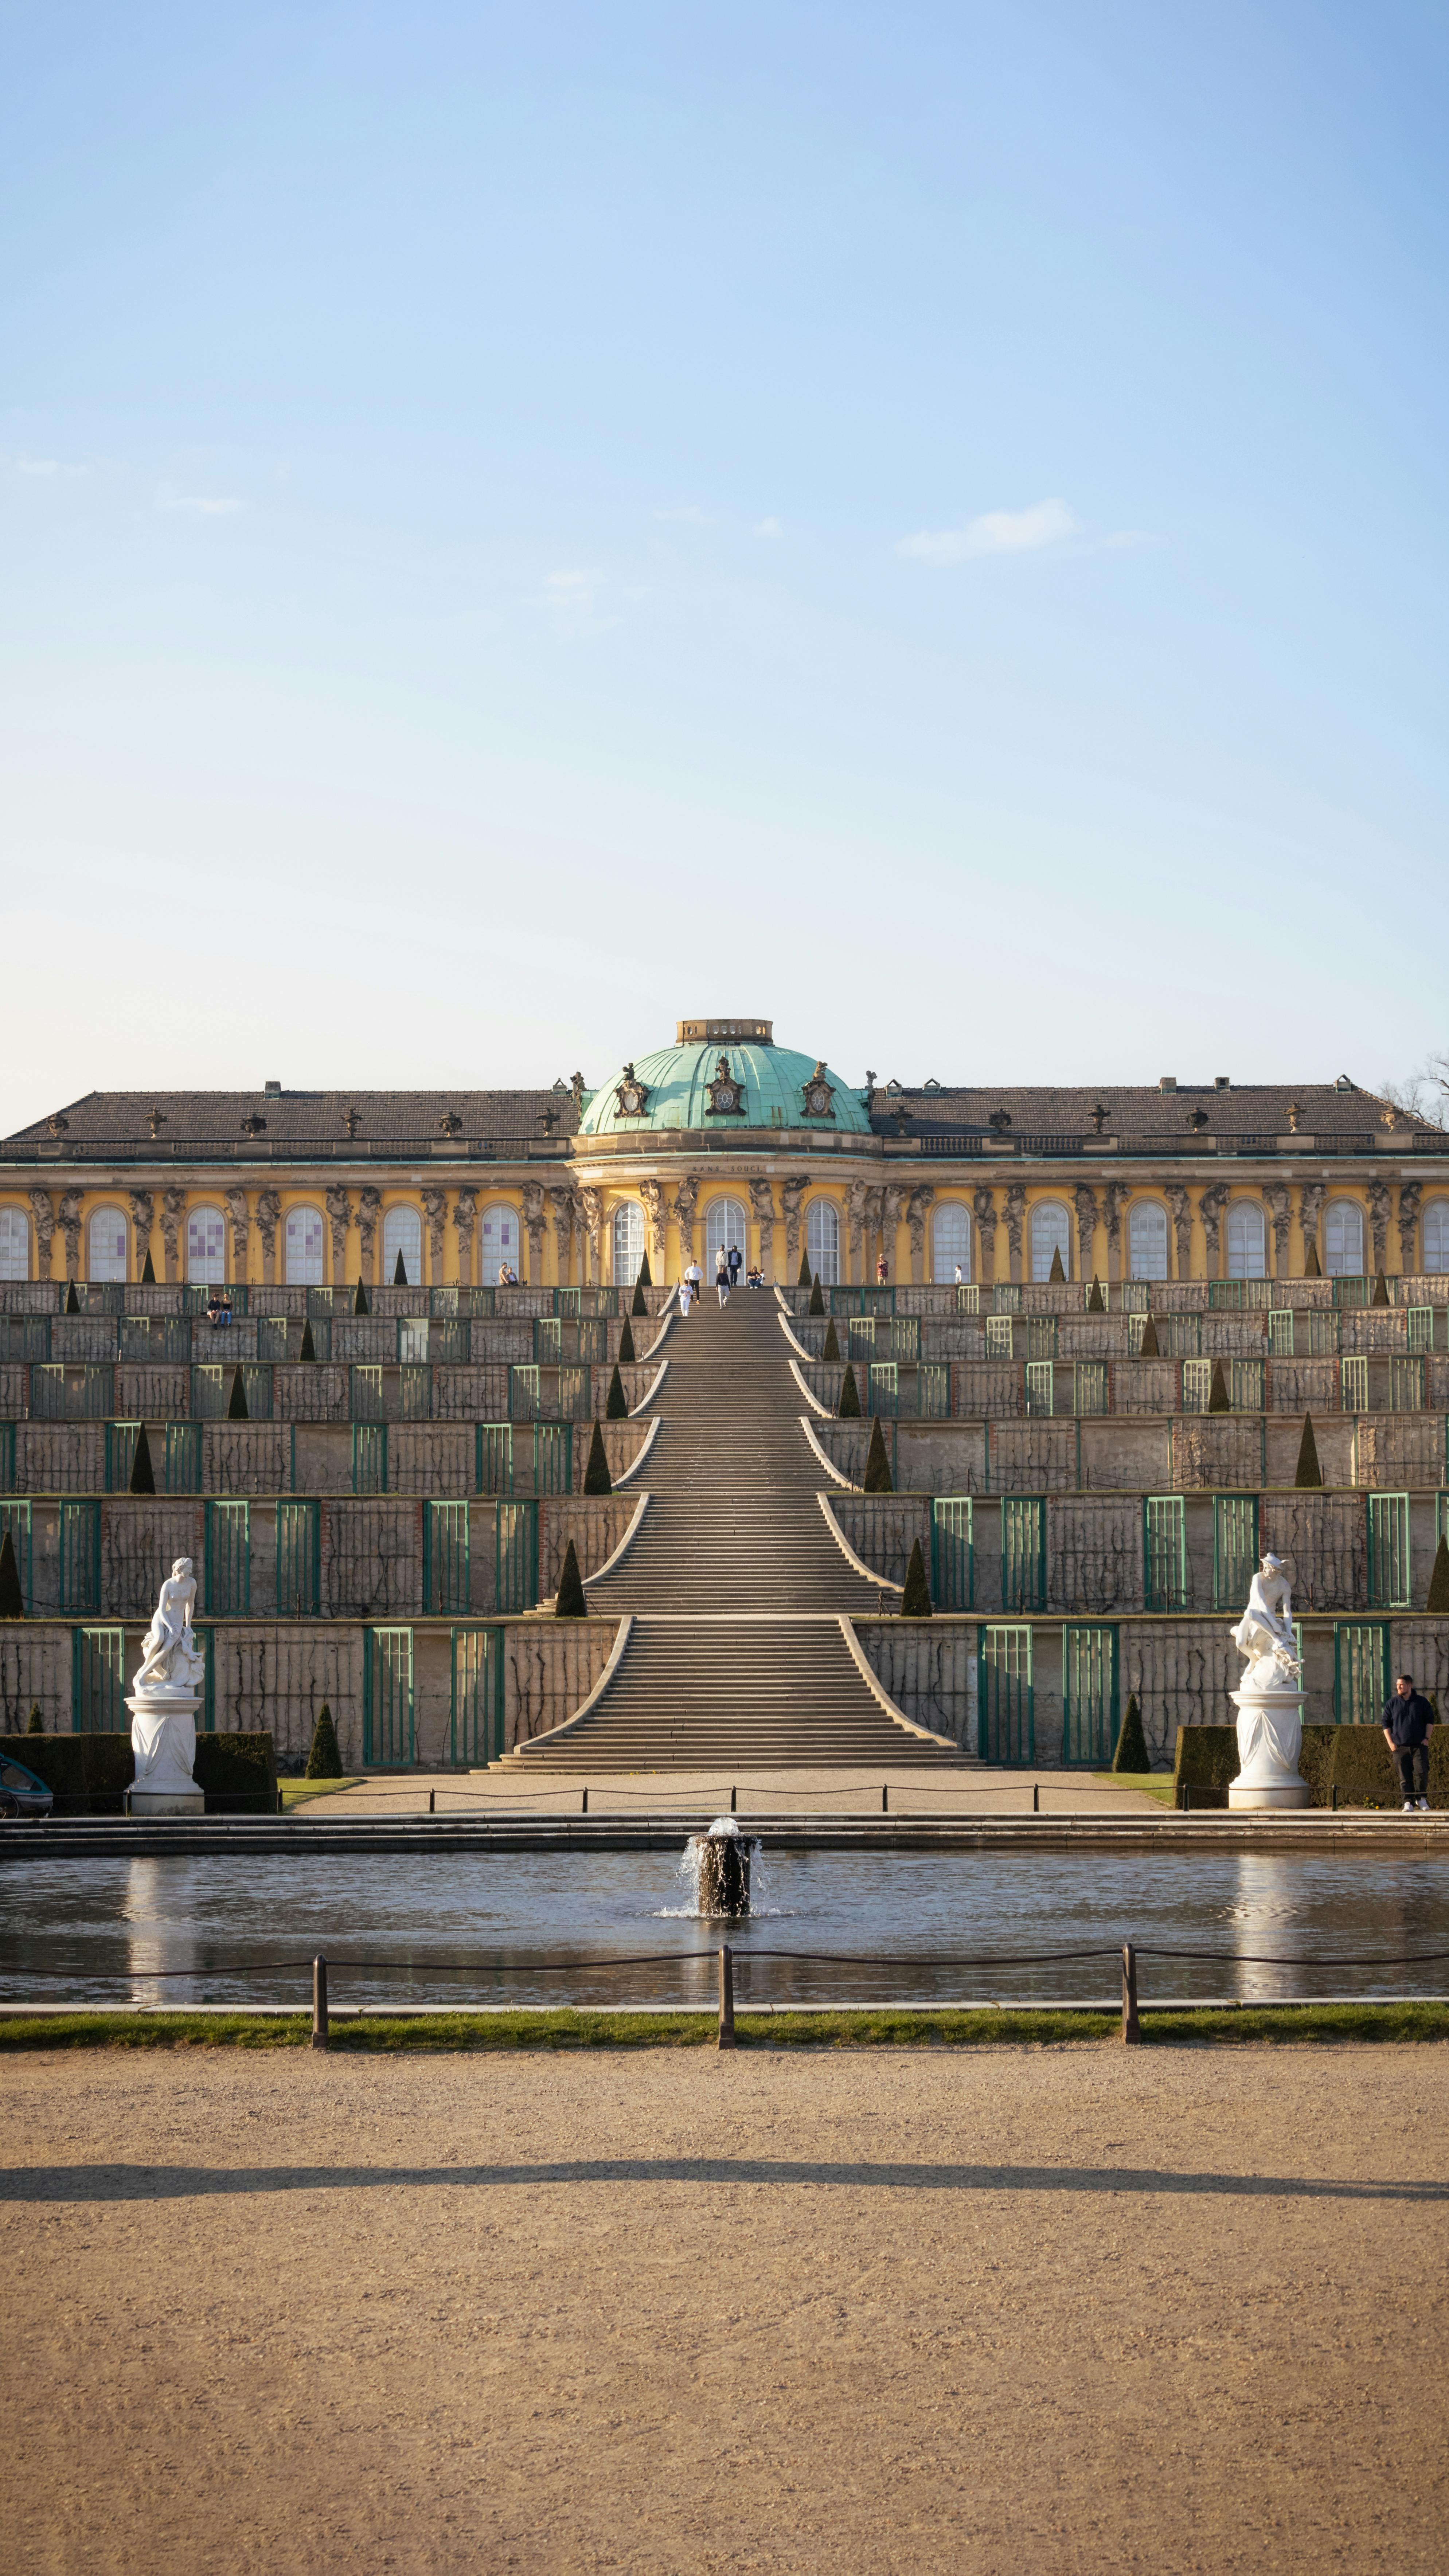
[
  {"xmin": 0, "ymin": 1530, "xmax": 24, "ymax": 1619},
  {"xmin": 901, "ymin": 1536, "xmax": 932, "ymax": 1617},
  {"xmin": 1138, "ymin": 1310, "xmax": 1160, "ymax": 1359},
  {"xmin": 227, "ymin": 1366, "xmax": 249, "ymax": 1421},
  {"xmin": 354, "ymin": 1279, "xmax": 370, "ymax": 1316},
  {"xmin": 555, "ymin": 1538, "xmax": 586, "ymax": 1617},
  {"xmin": 863, "ymin": 1415, "xmax": 893, "ymax": 1494},
  {"xmin": 822, "ymin": 1316, "xmax": 840, "ymax": 1363},
  {"xmin": 1304, "ymin": 1239, "xmax": 1322, "ymax": 1279},
  {"xmin": 808, "ymin": 1273, "xmax": 825, "ymax": 1317},
  {"xmin": 838, "ymin": 1361, "xmax": 861, "ymax": 1419},
  {"xmin": 394, "ymin": 1248, "xmax": 409, "ymax": 1285},
  {"xmin": 128, "ymin": 1423, "xmax": 156, "ymax": 1495},
  {"xmin": 605, "ymin": 1363, "xmax": 628, "ymax": 1420},
  {"xmin": 798, "ymin": 1250, "xmax": 812, "ymax": 1287},
  {"xmin": 583, "ymin": 1419, "xmax": 612, "ymax": 1494},
  {"xmin": 299, "ymin": 1317, "xmax": 317, "ymax": 1362},
  {"xmin": 632, "ymin": 1252, "xmax": 652, "ymax": 1317},
  {"xmin": 1087, "ymin": 1277, "xmax": 1106, "ymax": 1313},
  {"xmin": 26, "ymin": 1702, "xmax": 43, "ymax": 1734},
  {"xmin": 637, "ymin": 1251, "xmax": 652, "ymax": 1288},
  {"xmin": 1048, "ymin": 1245, "xmax": 1066, "ymax": 1283},
  {"xmin": 1427, "ymin": 1533, "xmax": 1449, "ymax": 1614},
  {"xmin": 65, "ymin": 1278, "xmax": 80, "ymax": 1316},
  {"xmin": 141, "ymin": 1249, "xmax": 156, "ymax": 1284},
  {"xmin": 1295, "ymin": 1413, "xmax": 1323, "ymax": 1489},
  {"xmin": 1112, "ymin": 1693, "xmax": 1149, "ymax": 1773},
  {"xmin": 1207, "ymin": 1358, "xmax": 1231, "ymax": 1412},
  {"xmin": 305, "ymin": 1703, "xmax": 344, "ymax": 1779},
  {"xmin": 1371, "ymin": 1269, "xmax": 1390, "ymax": 1307},
  {"xmin": 618, "ymin": 1314, "xmax": 636, "ymax": 1365}
]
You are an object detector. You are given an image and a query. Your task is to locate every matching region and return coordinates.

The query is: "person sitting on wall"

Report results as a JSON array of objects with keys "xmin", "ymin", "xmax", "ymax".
[
  {"xmin": 216, "ymin": 1290, "xmax": 232, "ymax": 1328},
  {"xmin": 205, "ymin": 1291, "xmax": 222, "ymax": 1328}
]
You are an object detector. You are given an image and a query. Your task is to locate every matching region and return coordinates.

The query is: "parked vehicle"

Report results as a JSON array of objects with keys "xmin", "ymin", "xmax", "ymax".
[{"xmin": 0, "ymin": 1756, "xmax": 53, "ymax": 1819}]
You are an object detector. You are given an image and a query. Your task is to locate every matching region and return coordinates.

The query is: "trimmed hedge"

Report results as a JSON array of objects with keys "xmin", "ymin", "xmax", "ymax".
[
  {"xmin": 901, "ymin": 1538, "xmax": 932, "ymax": 1617},
  {"xmin": 0, "ymin": 1731, "xmax": 277, "ymax": 1814},
  {"xmin": 863, "ymin": 1416, "xmax": 893, "ymax": 1494},
  {"xmin": 1172, "ymin": 1723, "xmax": 1449, "ymax": 1811},
  {"xmin": 1113, "ymin": 1693, "xmax": 1148, "ymax": 1772},
  {"xmin": 583, "ymin": 1419, "xmax": 612, "ymax": 1495}
]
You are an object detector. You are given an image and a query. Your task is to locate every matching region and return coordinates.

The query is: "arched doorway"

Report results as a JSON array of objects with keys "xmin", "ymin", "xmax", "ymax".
[{"xmin": 705, "ymin": 1196, "xmax": 748, "ymax": 1280}]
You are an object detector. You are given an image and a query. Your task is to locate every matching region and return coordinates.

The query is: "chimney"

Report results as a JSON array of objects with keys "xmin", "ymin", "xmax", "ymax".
[
  {"xmin": 1215, "ymin": 1075, "xmax": 1230, "ymax": 1091},
  {"xmin": 1158, "ymin": 1076, "xmax": 1176, "ymax": 1092},
  {"xmin": 264, "ymin": 1080, "xmax": 281, "ymax": 1096}
]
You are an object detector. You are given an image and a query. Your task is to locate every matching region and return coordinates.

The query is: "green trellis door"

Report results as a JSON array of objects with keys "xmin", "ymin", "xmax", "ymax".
[
  {"xmin": 1334, "ymin": 1623, "xmax": 1389, "ymax": 1725},
  {"xmin": 276, "ymin": 1500, "xmax": 321, "ymax": 1617},
  {"xmin": 1213, "ymin": 1494, "xmax": 1260, "ymax": 1614},
  {"xmin": 1062, "ymin": 1623, "xmax": 1119, "ymax": 1766},
  {"xmin": 1366, "ymin": 1494, "xmax": 1411, "ymax": 1610},
  {"xmin": 999, "ymin": 1497, "xmax": 1046, "ymax": 1611},
  {"xmin": 979, "ymin": 1625, "xmax": 1034, "ymax": 1764},
  {"xmin": 425, "ymin": 1502, "xmax": 472, "ymax": 1615},
  {"xmin": 364, "ymin": 1627, "xmax": 415, "ymax": 1766},
  {"xmin": 450, "ymin": 1626, "xmax": 504, "ymax": 1764},
  {"xmin": 495, "ymin": 1502, "xmax": 539, "ymax": 1612},
  {"xmin": 930, "ymin": 1498, "xmax": 974, "ymax": 1611}
]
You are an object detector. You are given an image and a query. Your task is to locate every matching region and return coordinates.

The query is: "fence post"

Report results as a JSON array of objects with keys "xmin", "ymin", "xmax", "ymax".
[
  {"xmin": 882, "ymin": 1783, "xmax": 888, "ymax": 1813},
  {"xmin": 582, "ymin": 1786, "xmax": 588, "ymax": 1814},
  {"xmin": 1121, "ymin": 1941, "xmax": 1140, "ymax": 2047},
  {"xmin": 1181, "ymin": 1780, "xmax": 1191, "ymax": 1814},
  {"xmin": 429, "ymin": 1788, "xmax": 435, "ymax": 1815},
  {"xmin": 718, "ymin": 1944, "xmax": 735, "ymax": 2050},
  {"xmin": 312, "ymin": 1955, "xmax": 329, "ymax": 2052},
  {"xmin": 731, "ymin": 1785, "xmax": 737, "ymax": 1813},
  {"xmin": 1033, "ymin": 1781, "xmax": 1039, "ymax": 1813}
]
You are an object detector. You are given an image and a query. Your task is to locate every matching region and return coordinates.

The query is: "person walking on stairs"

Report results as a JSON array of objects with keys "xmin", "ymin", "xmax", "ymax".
[
  {"xmin": 679, "ymin": 1276, "xmax": 693, "ymax": 1317},
  {"xmin": 686, "ymin": 1257, "xmax": 702, "ymax": 1309},
  {"xmin": 715, "ymin": 1251, "xmax": 730, "ymax": 1305},
  {"xmin": 727, "ymin": 1240, "xmax": 743, "ymax": 1288}
]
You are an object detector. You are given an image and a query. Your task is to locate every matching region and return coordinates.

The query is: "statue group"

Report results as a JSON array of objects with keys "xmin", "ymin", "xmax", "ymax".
[
  {"xmin": 128, "ymin": 1557, "xmax": 205, "ymax": 1810},
  {"xmin": 1228, "ymin": 1551, "xmax": 1309, "ymax": 1809}
]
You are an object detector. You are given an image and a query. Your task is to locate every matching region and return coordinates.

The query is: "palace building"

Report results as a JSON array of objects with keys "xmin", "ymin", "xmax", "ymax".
[{"xmin": 1, "ymin": 1017, "xmax": 1447, "ymax": 1779}]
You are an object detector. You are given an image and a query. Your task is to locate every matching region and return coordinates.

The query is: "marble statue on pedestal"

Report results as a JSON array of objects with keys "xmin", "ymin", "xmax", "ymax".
[
  {"xmin": 1228, "ymin": 1552, "xmax": 1309, "ymax": 1810},
  {"xmin": 128, "ymin": 1558, "xmax": 206, "ymax": 1813}
]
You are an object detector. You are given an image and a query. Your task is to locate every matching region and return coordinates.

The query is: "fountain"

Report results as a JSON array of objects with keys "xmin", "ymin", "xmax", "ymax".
[{"xmin": 684, "ymin": 1817, "xmax": 752, "ymax": 1916}]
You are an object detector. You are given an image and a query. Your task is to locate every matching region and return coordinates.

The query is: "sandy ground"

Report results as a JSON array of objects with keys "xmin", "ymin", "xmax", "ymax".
[
  {"xmin": 294, "ymin": 1765, "xmax": 1164, "ymax": 1818},
  {"xmin": 3, "ymin": 2046, "xmax": 1445, "ymax": 2574}
]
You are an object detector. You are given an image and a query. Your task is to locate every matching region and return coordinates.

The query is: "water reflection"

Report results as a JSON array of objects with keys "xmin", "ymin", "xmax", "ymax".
[{"xmin": 3, "ymin": 1849, "xmax": 1447, "ymax": 2011}]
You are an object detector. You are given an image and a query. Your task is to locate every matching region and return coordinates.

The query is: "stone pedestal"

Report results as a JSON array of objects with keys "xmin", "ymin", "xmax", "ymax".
[
  {"xmin": 128, "ymin": 1687, "xmax": 204, "ymax": 1817},
  {"xmin": 1229, "ymin": 1685, "xmax": 1310, "ymax": 1810}
]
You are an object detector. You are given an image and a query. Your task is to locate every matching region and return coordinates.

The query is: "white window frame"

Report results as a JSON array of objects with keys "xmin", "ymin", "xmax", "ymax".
[
  {"xmin": 186, "ymin": 1205, "xmax": 228, "ymax": 1286},
  {"xmin": 1128, "ymin": 1199, "xmax": 1170, "ymax": 1282},
  {"xmin": 704, "ymin": 1197, "xmax": 749, "ymax": 1278},
  {"xmin": 0, "ymin": 1206, "xmax": 30, "ymax": 1282},
  {"xmin": 806, "ymin": 1199, "xmax": 840, "ymax": 1286},
  {"xmin": 1226, "ymin": 1198, "xmax": 1267, "ymax": 1280},
  {"xmin": 1323, "ymin": 1197, "xmax": 1365, "ymax": 1279},
  {"xmin": 610, "ymin": 1201, "xmax": 645, "ymax": 1287},
  {"xmin": 480, "ymin": 1202, "xmax": 520, "ymax": 1284},
  {"xmin": 1422, "ymin": 1198, "xmax": 1449, "ymax": 1275},
  {"xmin": 87, "ymin": 1206, "xmax": 129, "ymax": 1284},
  {"xmin": 930, "ymin": 1201, "xmax": 972, "ymax": 1283},
  {"xmin": 1029, "ymin": 1200, "xmax": 1071, "ymax": 1283},
  {"xmin": 285, "ymin": 1204, "xmax": 327, "ymax": 1286}
]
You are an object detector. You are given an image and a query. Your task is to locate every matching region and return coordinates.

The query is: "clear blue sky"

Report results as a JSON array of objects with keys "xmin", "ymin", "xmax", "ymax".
[{"xmin": 3, "ymin": 2, "xmax": 1445, "ymax": 1131}]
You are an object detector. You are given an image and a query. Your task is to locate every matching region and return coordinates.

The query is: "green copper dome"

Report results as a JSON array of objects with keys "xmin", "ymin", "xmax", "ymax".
[{"xmin": 578, "ymin": 1026, "xmax": 871, "ymax": 1137}]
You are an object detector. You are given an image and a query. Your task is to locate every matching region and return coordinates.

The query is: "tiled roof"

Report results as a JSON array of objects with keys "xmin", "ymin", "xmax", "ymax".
[
  {"xmin": 868, "ymin": 1081, "xmax": 1437, "ymax": 1143},
  {"xmin": 3, "ymin": 1089, "xmax": 581, "ymax": 1147}
]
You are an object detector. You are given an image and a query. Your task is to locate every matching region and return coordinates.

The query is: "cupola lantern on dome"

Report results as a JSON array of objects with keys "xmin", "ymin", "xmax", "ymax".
[{"xmin": 576, "ymin": 1020, "xmax": 872, "ymax": 1139}]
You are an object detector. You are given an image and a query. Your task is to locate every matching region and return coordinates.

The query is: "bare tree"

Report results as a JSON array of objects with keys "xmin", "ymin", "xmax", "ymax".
[{"xmin": 1380, "ymin": 1053, "xmax": 1449, "ymax": 1129}]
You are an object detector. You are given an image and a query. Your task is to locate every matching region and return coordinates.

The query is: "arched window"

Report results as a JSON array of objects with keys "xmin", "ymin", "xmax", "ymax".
[
  {"xmin": 88, "ymin": 1207, "xmax": 128, "ymax": 1283},
  {"xmin": 480, "ymin": 1202, "xmax": 519, "ymax": 1283},
  {"xmin": 705, "ymin": 1197, "xmax": 749, "ymax": 1277},
  {"xmin": 1030, "ymin": 1200, "xmax": 1071, "ymax": 1283},
  {"xmin": 611, "ymin": 1201, "xmax": 644, "ymax": 1286},
  {"xmin": 1422, "ymin": 1200, "xmax": 1449, "ymax": 1274},
  {"xmin": 931, "ymin": 1202, "xmax": 971, "ymax": 1283},
  {"xmin": 0, "ymin": 1207, "xmax": 30, "ymax": 1282},
  {"xmin": 806, "ymin": 1200, "xmax": 840, "ymax": 1285},
  {"xmin": 186, "ymin": 1205, "xmax": 227, "ymax": 1285},
  {"xmin": 1324, "ymin": 1199, "xmax": 1365, "ymax": 1278},
  {"xmin": 285, "ymin": 1205, "xmax": 326, "ymax": 1286},
  {"xmin": 1226, "ymin": 1200, "xmax": 1266, "ymax": 1279},
  {"xmin": 1128, "ymin": 1201, "xmax": 1169, "ymax": 1281},
  {"xmin": 382, "ymin": 1205, "xmax": 422, "ymax": 1287}
]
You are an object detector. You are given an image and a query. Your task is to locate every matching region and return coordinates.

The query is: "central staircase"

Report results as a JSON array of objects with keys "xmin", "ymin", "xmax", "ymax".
[{"xmin": 506, "ymin": 1288, "xmax": 970, "ymax": 1770}]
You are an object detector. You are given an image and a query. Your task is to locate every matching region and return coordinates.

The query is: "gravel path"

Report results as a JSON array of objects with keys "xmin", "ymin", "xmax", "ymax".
[{"xmin": 4, "ymin": 2044, "xmax": 1444, "ymax": 2572}]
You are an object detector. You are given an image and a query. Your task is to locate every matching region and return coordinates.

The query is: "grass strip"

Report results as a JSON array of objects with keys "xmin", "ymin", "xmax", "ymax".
[
  {"xmin": 2, "ymin": 2002, "xmax": 1447, "ymax": 2051},
  {"xmin": 279, "ymin": 1778, "xmax": 364, "ymax": 1810},
  {"xmin": 1091, "ymin": 1771, "xmax": 1176, "ymax": 1807}
]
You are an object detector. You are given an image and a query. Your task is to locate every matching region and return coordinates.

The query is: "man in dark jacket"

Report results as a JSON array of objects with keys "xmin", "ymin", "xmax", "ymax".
[{"xmin": 1382, "ymin": 1674, "xmax": 1435, "ymax": 1811}]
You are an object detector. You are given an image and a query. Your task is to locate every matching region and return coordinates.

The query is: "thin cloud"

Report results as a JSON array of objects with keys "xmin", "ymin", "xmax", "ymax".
[
  {"xmin": 654, "ymin": 504, "xmax": 711, "ymax": 525},
  {"xmin": 165, "ymin": 493, "xmax": 242, "ymax": 516},
  {"xmin": 754, "ymin": 516, "xmax": 784, "ymax": 539},
  {"xmin": 897, "ymin": 498, "xmax": 1077, "ymax": 566},
  {"xmin": 5, "ymin": 453, "xmax": 87, "ymax": 479},
  {"xmin": 542, "ymin": 567, "xmax": 613, "ymax": 637}
]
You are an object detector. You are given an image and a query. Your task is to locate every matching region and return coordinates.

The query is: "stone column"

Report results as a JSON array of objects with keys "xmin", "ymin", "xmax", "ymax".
[
  {"xmin": 845, "ymin": 1180, "xmax": 867, "ymax": 1286},
  {"xmin": 421, "ymin": 1187, "xmax": 448, "ymax": 1287},
  {"xmin": 640, "ymin": 1179, "xmax": 668, "ymax": 1279},
  {"xmin": 972, "ymin": 1186, "xmax": 997, "ymax": 1286},
  {"xmin": 355, "ymin": 1187, "xmax": 380, "ymax": 1289},
  {"xmin": 1263, "ymin": 1184, "xmax": 1290, "ymax": 1281},
  {"xmin": 160, "ymin": 1188, "xmax": 185, "ymax": 1285},
  {"xmin": 881, "ymin": 1184, "xmax": 905, "ymax": 1285},
  {"xmin": 127, "ymin": 1191, "xmax": 155, "ymax": 1282},
  {"xmin": 1004, "ymin": 1185, "xmax": 1027, "ymax": 1285},
  {"xmin": 671, "ymin": 1176, "xmax": 700, "ymax": 1271},
  {"xmin": 1297, "ymin": 1182, "xmax": 1325, "ymax": 1277},
  {"xmin": 1367, "ymin": 1180, "xmax": 1391, "ymax": 1276},
  {"xmin": 58, "ymin": 1191, "xmax": 83, "ymax": 1281},
  {"xmin": 1102, "ymin": 1183, "xmax": 1130, "ymax": 1285},
  {"xmin": 548, "ymin": 1187, "xmax": 576, "ymax": 1287},
  {"xmin": 28, "ymin": 1189, "xmax": 55, "ymax": 1284},
  {"xmin": 905, "ymin": 1184, "xmax": 934, "ymax": 1284},
  {"xmin": 578, "ymin": 1186, "xmax": 605, "ymax": 1289},
  {"xmin": 1396, "ymin": 1183, "xmax": 1423, "ymax": 1276},
  {"xmin": 453, "ymin": 1187, "xmax": 477, "ymax": 1287},
  {"xmin": 521, "ymin": 1182, "xmax": 546, "ymax": 1287},
  {"xmin": 748, "ymin": 1177, "xmax": 777, "ymax": 1282},
  {"xmin": 1161, "ymin": 1185, "xmax": 1190, "ymax": 1281},
  {"xmin": 1074, "ymin": 1184, "xmax": 1101, "ymax": 1284},
  {"xmin": 226, "ymin": 1188, "xmax": 252, "ymax": 1287},
  {"xmin": 255, "ymin": 1190, "xmax": 281, "ymax": 1288},
  {"xmin": 1199, "ymin": 1183, "xmax": 1229, "ymax": 1281},
  {"xmin": 780, "ymin": 1176, "xmax": 806, "ymax": 1283}
]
